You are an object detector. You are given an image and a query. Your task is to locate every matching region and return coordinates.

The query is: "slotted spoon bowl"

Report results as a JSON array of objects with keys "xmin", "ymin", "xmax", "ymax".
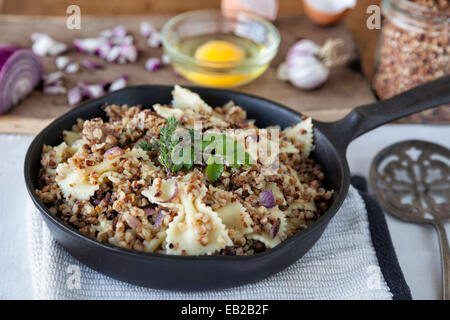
[{"xmin": 370, "ymin": 140, "xmax": 449, "ymax": 299}]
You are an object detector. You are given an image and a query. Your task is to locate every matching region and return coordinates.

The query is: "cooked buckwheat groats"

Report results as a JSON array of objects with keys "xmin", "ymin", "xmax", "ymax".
[{"xmin": 36, "ymin": 85, "xmax": 333, "ymax": 256}]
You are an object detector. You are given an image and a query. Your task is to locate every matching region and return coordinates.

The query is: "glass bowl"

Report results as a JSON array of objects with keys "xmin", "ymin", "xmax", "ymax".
[{"xmin": 161, "ymin": 9, "xmax": 280, "ymax": 88}]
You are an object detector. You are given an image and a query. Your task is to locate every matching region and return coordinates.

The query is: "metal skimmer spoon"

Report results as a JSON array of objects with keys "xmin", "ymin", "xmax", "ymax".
[{"xmin": 370, "ymin": 140, "xmax": 449, "ymax": 300}]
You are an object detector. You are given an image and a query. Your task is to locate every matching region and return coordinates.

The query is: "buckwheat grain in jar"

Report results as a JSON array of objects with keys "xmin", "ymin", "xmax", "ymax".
[{"xmin": 373, "ymin": 0, "xmax": 449, "ymax": 123}]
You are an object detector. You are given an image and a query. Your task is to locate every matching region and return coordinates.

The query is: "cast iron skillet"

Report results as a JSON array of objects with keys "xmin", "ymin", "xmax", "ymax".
[{"xmin": 25, "ymin": 75, "xmax": 450, "ymax": 290}]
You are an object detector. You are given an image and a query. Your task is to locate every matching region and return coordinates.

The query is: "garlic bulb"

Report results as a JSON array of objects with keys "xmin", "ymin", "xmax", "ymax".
[{"xmin": 277, "ymin": 39, "xmax": 349, "ymax": 90}]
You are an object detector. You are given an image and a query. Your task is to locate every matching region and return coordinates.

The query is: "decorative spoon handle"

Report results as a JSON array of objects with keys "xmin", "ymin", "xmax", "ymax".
[{"xmin": 433, "ymin": 221, "xmax": 450, "ymax": 300}]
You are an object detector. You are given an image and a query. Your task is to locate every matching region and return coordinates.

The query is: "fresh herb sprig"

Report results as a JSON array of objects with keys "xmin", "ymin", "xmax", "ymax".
[
  {"xmin": 139, "ymin": 116, "xmax": 183, "ymax": 172},
  {"xmin": 158, "ymin": 116, "xmax": 179, "ymax": 172},
  {"xmin": 139, "ymin": 118, "xmax": 252, "ymax": 179},
  {"xmin": 138, "ymin": 141, "xmax": 158, "ymax": 152}
]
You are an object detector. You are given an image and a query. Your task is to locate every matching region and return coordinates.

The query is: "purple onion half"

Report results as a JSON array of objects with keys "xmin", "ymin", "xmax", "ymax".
[{"xmin": 0, "ymin": 45, "xmax": 44, "ymax": 114}]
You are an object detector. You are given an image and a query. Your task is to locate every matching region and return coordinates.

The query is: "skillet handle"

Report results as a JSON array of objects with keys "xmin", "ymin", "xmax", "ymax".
[{"xmin": 317, "ymin": 75, "xmax": 450, "ymax": 151}]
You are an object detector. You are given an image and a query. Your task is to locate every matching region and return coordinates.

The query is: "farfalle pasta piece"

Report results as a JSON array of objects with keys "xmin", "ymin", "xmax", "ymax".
[
  {"xmin": 62, "ymin": 130, "xmax": 82, "ymax": 146},
  {"xmin": 56, "ymin": 148, "xmax": 155, "ymax": 201},
  {"xmin": 56, "ymin": 163, "xmax": 99, "ymax": 201},
  {"xmin": 283, "ymin": 117, "xmax": 314, "ymax": 157},
  {"xmin": 248, "ymin": 206, "xmax": 287, "ymax": 248},
  {"xmin": 141, "ymin": 177, "xmax": 182, "ymax": 210},
  {"xmin": 287, "ymin": 198, "xmax": 317, "ymax": 213},
  {"xmin": 143, "ymin": 230, "xmax": 167, "ymax": 252},
  {"xmin": 172, "ymin": 84, "xmax": 212, "ymax": 114},
  {"xmin": 215, "ymin": 201, "xmax": 253, "ymax": 236},
  {"xmin": 165, "ymin": 189, "xmax": 232, "ymax": 255},
  {"xmin": 153, "ymin": 104, "xmax": 184, "ymax": 120}
]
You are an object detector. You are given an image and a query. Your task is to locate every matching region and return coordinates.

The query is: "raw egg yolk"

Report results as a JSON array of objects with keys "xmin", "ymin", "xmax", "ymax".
[{"xmin": 195, "ymin": 40, "xmax": 245, "ymax": 63}]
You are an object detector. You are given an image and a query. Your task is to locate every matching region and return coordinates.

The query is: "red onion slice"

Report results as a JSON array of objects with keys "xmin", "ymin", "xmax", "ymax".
[
  {"xmin": 259, "ymin": 190, "xmax": 275, "ymax": 208},
  {"xmin": 160, "ymin": 181, "xmax": 178, "ymax": 203},
  {"xmin": 0, "ymin": 45, "xmax": 44, "ymax": 114}
]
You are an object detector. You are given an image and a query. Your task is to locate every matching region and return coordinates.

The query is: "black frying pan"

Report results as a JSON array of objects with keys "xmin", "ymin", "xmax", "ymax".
[{"xmin": 24, "ymin": 75, "xmax": 450, "ymax": 290}]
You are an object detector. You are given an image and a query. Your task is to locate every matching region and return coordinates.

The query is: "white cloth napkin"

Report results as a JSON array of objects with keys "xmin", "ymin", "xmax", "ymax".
[{"xmin": 27, "ymin": 185, "xmax": 393, "ymax": 300}]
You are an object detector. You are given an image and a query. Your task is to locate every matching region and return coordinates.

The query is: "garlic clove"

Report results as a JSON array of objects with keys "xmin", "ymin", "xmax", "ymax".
[{"xmin": 287, "ymin": 56, "xmax": 329, "ymax": 90}]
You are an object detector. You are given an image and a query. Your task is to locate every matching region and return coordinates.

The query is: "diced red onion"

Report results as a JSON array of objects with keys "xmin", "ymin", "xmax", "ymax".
[
  {"xmin": 104, "ymin": 146, "xmax": 124, "ymax": 155},
  {"xmin": 31, "ymin": 33, "xmax": 45, "ymax": 42},
  {"xmin": 111, "ymin": 35, "xmax": 133, "ymax": 46},
  {"xmin": 31, "ymin": 33, "xmax": 67, "ymax": 56},
  {"xmin": 112, "ymin": 25, "xmax": 127, "ymax": 38},
  {"xmin": 65, "ymin": 62, "xmax": 79, "ymax": 74},
  {"xmin": 145, "ymin": 58, "xmax": 161, "ymax": 72},
  {"xmin": 147, "ymin": 32, "xmax": 162, "ymax": 48},
  {"xmin": 109, "ymin": 74, "xmax": 128, "ymax": 92},
  {"xmin": 144, "ymin": 207, "xmax": 156, "ymax": 216},
  {"xmin": 126, "ymin": 215, "xmax": 141, "ymax": 229},
  {"xmin": 106, "ymin": 45, "xmax": 121, "ymax": 63},
  {"xmin": 43, "ymin": 71, "xmax": 64, "ymax": 86},
  {"xmin": 82, "ymin": 60, "xmax": 103, "ymax": 70},
  {"xmin": 259, "ymin": 190, "xmax": 275, "ymax": 208},
  {"xmin": 160, "ymin": 181, "xmax": 178, "ymax": 203},
  {"xmin": 74, "ymin": 38, "xmax": 107, "ymax": 54},
  {"xmin": 99, "ymin": 29, "xmax": 113, "ymax": 39},
  {"xmin": 79, "ymin": 82, "xmax": 106, "ymax": 99},
  {"xmin": 0, "ymin": 45, "xmax": 44, "ymax": 114},
  {"xmin": 119, "ymin": 44, "xmax": 138, "ymax": 63},
  {"xmin": 161, "ymin": 54, "xmax": 171, "ymax": 65},
  {"xmin": 74, "ymin": 26, "xmax": 138, "ymax": 64},
  {"xmin": 67, "ymin": 75, "xmax": 129, "ymax": 105},
  {"xmin": 67, "ymin": 86, "xmax": 83, "ymax": 105},
  {"xmin": 56, "ymin": 56, "xmax": 70, "ymax": 70},
  {"xmin": 95, "ymin": 42, "xmax": 113, "ymax": 59},
  {"xmin": 140, "ymin": 22, "xmax": 155, "ymax": 38},
  {"xmin": 43, "ymin": 84, "xmax": 66, "ymax": 95},
  {"xmin": 154, "ymin": 210, "xmax": 164, "ymax": 228},
  {"xmin": 270, "ymin": 218, "xmax": 281, "ymax": 238}
]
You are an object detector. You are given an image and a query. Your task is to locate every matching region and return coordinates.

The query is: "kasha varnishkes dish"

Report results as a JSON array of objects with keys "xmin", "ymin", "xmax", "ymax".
[{"xmin": 36, "ymin": 86, "xmax": 333, "ymax": 256}]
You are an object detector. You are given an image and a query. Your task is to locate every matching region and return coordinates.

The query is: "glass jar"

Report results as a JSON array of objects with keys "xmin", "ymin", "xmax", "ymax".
[{"xmin": 373, "ymin": 0, "xmax": 449, "ymax": 123}]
